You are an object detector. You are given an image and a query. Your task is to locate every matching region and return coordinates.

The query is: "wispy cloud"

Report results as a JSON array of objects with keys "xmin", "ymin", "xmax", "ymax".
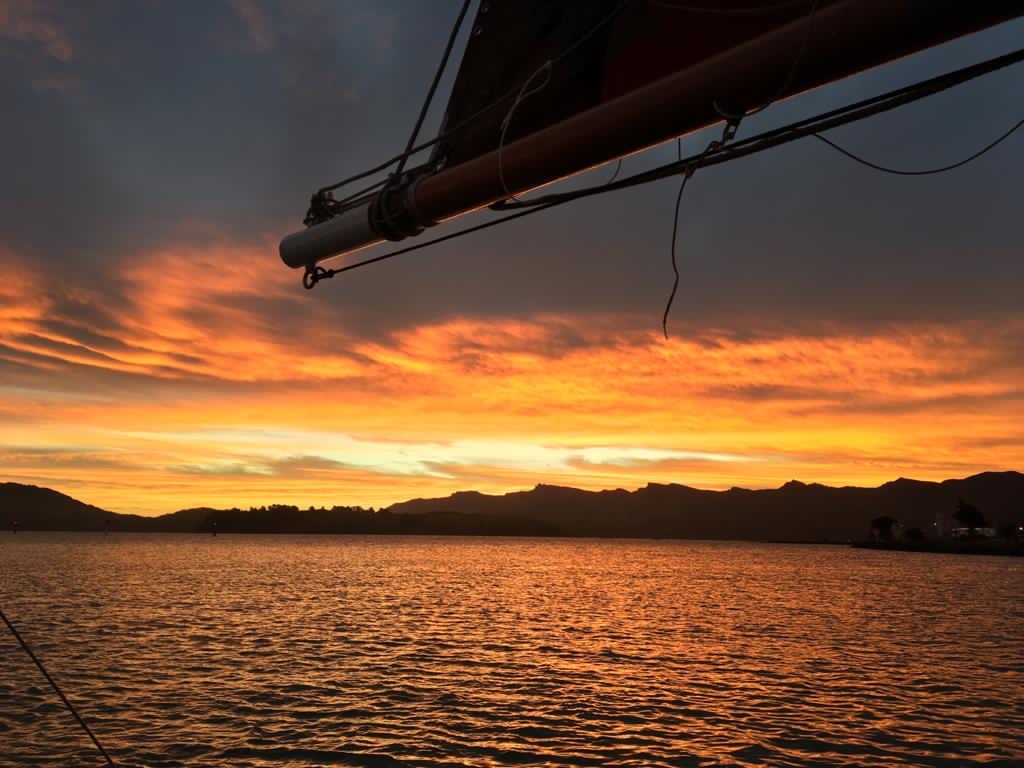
[
  {"xmin": 226, "ymin": 0, "xmax": 276, "ymax": 50},
  {"xmin": 0, "ymin": 0, "xmax": 72, "ymax": 61}
]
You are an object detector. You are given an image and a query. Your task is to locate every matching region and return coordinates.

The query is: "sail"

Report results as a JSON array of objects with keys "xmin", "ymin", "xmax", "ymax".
[{"xmin": 434, "ymin": 0, "xmax": 848, "ymax": 169}]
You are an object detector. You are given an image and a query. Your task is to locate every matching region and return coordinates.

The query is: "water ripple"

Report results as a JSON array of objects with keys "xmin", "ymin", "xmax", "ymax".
[{"xmin": 1, "ymin": 535, "xmax": 1021, "ymax": 767}]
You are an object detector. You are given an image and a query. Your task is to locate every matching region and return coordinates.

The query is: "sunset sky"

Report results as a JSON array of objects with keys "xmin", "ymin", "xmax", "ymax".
[{"xmin": 1, "ymin": 2, "xmax": 1022, "ymax": 516}]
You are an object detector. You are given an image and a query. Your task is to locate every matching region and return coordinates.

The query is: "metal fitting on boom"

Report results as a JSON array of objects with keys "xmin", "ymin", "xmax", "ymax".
[{"xmin": 279, "ymin": 173, "xmax": 434, "ymax": 270}]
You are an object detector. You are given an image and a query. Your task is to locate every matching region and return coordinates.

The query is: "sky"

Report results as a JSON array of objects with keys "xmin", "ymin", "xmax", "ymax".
[{"xmin": 1, "ymin": 1, "xmax": 1022, "ymax": 516}]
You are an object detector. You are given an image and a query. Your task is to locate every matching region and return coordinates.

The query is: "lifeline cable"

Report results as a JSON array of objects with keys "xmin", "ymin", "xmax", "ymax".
[
  {"xmin": 811, "ymin": 118, "xmax": 1024, "ymax": 176},
  {"xmin": 0, "ymin": 605, "xmax": 116, "ymax": 766},
  {"xmin": 303, "ymin": 45, "xmax": 1024, "ymax": 290}
]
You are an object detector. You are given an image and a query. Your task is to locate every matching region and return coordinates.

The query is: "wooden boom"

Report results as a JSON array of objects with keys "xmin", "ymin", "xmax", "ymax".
[{"xmin": 281, "ymin": 0, "xmax": 1024, "ymax": 270}]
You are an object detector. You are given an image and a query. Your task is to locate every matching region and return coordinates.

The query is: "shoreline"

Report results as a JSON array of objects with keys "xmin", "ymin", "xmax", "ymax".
[{"xmin": 852, "ymin": 540, "xmax": 1023, "ymax": 557}]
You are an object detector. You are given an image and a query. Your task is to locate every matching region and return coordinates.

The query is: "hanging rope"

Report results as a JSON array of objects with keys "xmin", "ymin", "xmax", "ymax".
[
  {"xmin": 663, "ymin": 118, "xmax": 740, "ymax": 338},
  {"xmin": 1, "ymin": 605, "xmax": 116, "ymax": 766},
  {"xmin": 498, "ymin": 60, "xmax": 553, "ymax": 202}
]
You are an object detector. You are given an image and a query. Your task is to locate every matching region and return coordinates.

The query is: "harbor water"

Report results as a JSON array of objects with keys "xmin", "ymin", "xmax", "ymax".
[{"xmin": 1, "ymin": 534, "xmax": 1021, "ymax": 767}]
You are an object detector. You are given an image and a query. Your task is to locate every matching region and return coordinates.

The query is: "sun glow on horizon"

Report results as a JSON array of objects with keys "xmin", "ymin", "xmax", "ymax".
[{"xmin": 1, "ymin": 242, "xmax": 1021, "ymax": 515}]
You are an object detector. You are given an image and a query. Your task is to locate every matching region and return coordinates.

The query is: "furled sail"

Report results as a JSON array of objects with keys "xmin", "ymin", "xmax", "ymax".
[{"xmin": 280, "ymin": 0, "xmax": 1024, "ymax": 279}]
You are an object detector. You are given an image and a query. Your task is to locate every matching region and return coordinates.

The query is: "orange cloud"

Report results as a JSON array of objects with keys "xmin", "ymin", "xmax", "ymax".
[{"xmin": 1, "ymin": 242, "xmax": 1021, "ymax": 515}]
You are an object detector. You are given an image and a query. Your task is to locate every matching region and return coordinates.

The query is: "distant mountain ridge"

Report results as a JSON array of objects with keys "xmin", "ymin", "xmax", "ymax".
[{"xmin": 2, "ymin": 472, "xmax": 1022, "ymax": 542}]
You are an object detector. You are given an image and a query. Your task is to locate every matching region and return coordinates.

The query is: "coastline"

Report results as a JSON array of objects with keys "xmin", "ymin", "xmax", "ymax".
[{"xmin": 852, "ymin": 539, "xmax": 1023, "ymax": 557}]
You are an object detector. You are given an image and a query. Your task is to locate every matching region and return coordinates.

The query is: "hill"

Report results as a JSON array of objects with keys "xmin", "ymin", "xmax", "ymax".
[
  {"xmin": 0, "ymin": 482, "xmax": 150, "ymax": 531},
  {"xmin": 1, "ymin": 472, "xmax": 1022, "ymax": 541},
  {"xmin": 387, "ymin": 472, "xmax": 1024, "ymax": 541}
]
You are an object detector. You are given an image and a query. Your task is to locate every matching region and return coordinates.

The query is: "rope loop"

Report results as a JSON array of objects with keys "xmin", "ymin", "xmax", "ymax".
[
  {"xmin": 302, "ymin": 265, "xmax": 334, "ymax": 290},
  {"xmin": 498, "ymin": 60, "xmax": 554, "ymax": 202}
]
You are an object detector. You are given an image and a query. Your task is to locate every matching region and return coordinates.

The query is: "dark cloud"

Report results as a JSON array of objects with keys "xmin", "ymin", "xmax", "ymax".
[
  {"xmin": 37, "ymin": 318, "xmax": 136, "ymax": 354},
  {"xmin": 0, "ymin": 341, "xmax": 63, "ymax": 371},
  {"xmin": 797, "ymin": 388, "xmax": 1024, "ymax": 418},
  {"xmin": 264, "ymin": 455, "xmax": 383, "ymax": 479},
  {"xmin": 170, "ymin": 463, "xmax": 268, "ymax": 477},
  {"xmin": 961, "ymin": 436, "xmax": 1024, "ymax": 450},
  {"xmin": 0, "ymin": 335, "xmax": 220, "ymax": 396},
  {"xmin": 767, "ymin": 448, "xmax": 993, "ymax": 478},
  {"xmin": 0, "ymin": 3, "xmax": 1021, "ymax": 341},
  {"xmin": 12, "ymin": 332, "xmax": 125, "ymax": 365},
  {"xmin": 0, "ymin": 446, "xmax": 135, "ymax": 472},
  {"xmin": 564, "ymin": 455, "xmax": 736, "ymax": 473},
  {"xmin": 169, "ymin": 454, "xmax": 404, "ymax": 480},
  {"xmin": 699, "ymin": 383, "xmax": 827, "ymax": 403}
]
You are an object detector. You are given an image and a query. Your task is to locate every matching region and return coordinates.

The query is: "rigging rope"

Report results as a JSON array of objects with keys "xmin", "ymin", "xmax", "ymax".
[
  {"xmin": 312, "ymin": 0, "xmax": 814, "ymax": 208},
  {"xmin": 498, "ymin": 61, "xmax": 553, "ymax": 202},
  {"xmin": 1, "ymin": 605, "xmax": 116, "ymax": 766},
  {"xmin": 607, "ymin": 158, "xmax": 623, "ymax": 184},
  {"xmin": 713, "ymin": 0, "xmax": 819, "ymax": 120},
  {"xmin": 392, "ymin": 0, "xmax": 472, "ymax": 178},
  {"xmin": 313, "ymin": 0, "xmax": 632, "ymax": 200},
  {"xmin": 305, "ymin": 0, "xmax": 472, "ymax": 225}
]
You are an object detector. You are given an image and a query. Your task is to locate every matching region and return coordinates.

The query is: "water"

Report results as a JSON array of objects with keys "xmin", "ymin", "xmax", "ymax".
[{"xmin": 1, "ymin": 534, "xmax": 1021, "ymax": 767}]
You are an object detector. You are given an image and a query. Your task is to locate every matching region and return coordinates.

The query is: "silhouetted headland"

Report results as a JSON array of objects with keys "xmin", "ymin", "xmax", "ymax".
[
  {"xmin": 2, "ymin": 472, "xmax": 1021, "ymax": 548},
  {"xmin": 854, "ymin": 495, "xmax": 1023, "ymax": 556}
]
